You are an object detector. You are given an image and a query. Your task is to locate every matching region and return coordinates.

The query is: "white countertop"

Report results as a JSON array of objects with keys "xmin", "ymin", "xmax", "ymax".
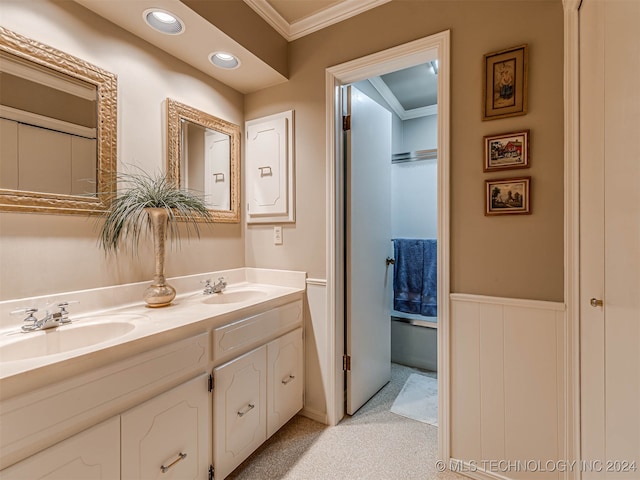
[{"xmin": 0, "ymin": 268, "xmax": 306, "ymax": 399}]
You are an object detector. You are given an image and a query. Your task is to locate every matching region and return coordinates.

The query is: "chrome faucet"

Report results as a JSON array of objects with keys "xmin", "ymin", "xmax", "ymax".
[
  {"xmin": 13, "ymin": 302, "xmax": 75, "ymax": 332},
  {"xmin": 202, "ymin": 277, "xmax": 227, "ymax": 295}
]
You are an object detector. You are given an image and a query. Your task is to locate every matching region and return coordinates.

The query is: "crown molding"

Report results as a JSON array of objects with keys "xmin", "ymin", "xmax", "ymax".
[
  {"xmin": 244, "ymin": 0, "xmax": 391, "ymax": 41},
  {"xmin": 368, "ymin": 76, "xmax": 437, "ymax": 120}
]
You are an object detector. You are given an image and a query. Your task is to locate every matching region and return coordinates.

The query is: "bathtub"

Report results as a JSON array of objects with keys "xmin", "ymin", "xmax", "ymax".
[{"xmin": 391, "ymin": 314, "xmax": 437, "ymax": 371}]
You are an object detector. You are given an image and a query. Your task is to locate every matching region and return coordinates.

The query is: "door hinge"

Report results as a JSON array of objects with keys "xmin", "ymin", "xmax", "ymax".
[
  {"xmin": 209, "ymin": 464, "xmax": 214, "ymax": 480},
  {"xmin": 342, "ymin": 115, "xmax": 351, "ymax": 131},
  {"xmin": 208, "ymin": 374, "xmax": 214, "ymax": 392},
  {"xmin": 343, "ymin": 354, "xmax": 351, "ymax": 371}
]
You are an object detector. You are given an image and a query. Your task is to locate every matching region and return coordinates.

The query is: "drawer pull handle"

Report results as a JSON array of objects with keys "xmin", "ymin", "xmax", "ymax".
[
  {"xmin": 237, "ymin": 403, "xmax": 255, "ymax": 417},
  {"xmin": 282, "ymin": 375, "xmax": 295, "ymax": 385},
  {"xmin": 161, "ymin": 452, "xmax": 187, "ymax": 473}
]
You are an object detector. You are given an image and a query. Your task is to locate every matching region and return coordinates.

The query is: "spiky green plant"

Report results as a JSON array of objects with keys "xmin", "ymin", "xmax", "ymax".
[{"xmin": 98, "ymin": 169, "xmax": 213, "ymax": 254}]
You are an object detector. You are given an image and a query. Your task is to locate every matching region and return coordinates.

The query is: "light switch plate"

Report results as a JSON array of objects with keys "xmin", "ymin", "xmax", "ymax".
[{"xmin": 274, "ymin": 226, "xmax": 283, "ymax": 245}]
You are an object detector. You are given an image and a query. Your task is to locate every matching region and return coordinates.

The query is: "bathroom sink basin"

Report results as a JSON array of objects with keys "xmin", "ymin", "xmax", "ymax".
[
  {"xmin": 202, "ymin": 288, "xmax": 268, "ymax": 305},
  {"xmin": 0, "ymin": 321, "xmax": 137, "ymax": 362}
]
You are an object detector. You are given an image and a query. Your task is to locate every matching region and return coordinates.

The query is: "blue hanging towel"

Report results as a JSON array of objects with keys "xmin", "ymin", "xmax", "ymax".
[{"xmin": 393, "ymin": 238, "xmax": 437, "ymax": 317}]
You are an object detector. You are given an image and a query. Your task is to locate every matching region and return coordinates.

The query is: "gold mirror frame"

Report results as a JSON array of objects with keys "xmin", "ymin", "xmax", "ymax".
[
  {"xmin": 166, "ymin": 98, "xmax": 241, "ymax": 223},
  {"xmin": 0, "ymin": 27, "xmax": 117, "ymax": 215}
]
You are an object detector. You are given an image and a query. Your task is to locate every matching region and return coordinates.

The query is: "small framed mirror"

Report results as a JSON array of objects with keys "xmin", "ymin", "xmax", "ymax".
[
  {"xmin": 0, "ymin": 27, "xmax": 117, "ymax": 215},
  {"xmin": 166, "ymin": 99, "xmax": 240, "ymax": 223}
]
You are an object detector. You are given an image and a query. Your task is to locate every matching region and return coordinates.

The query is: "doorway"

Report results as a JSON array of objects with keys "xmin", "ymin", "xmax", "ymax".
[
  {"xmin": 325, "ymin": 30, "xmax": 451, "ymax": 458},
  {"xmin": 344, "ymin": 75, "xmax": 439, "ymax": 417}
]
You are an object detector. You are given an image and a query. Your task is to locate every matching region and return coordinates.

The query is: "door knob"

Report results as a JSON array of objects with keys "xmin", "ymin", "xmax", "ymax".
[{"xmin": 590, "ymin": 298, "xmax": 604, "ymax": 307}]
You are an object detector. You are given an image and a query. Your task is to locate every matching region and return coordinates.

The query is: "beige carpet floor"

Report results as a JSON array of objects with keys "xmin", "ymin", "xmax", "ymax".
[{"xmin": 226, "ymin": 363, "xmax": 467, "ymax": 480}]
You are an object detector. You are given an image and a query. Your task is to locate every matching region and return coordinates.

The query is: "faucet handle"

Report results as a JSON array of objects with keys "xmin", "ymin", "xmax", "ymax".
[
  {"xmin": 55, "ymin": 301, "xmax": 78, "ymax": 324},
  {"xmin": 11, "ymin": 308, "xmax": 39, "ymax": 331},
  {"xmin": 201, "ymin": 279, "xmax": 214, "ymax": 295},
  {"xmin": 11, "ymin": 307, "xmax": 38, "ymax": 321}
]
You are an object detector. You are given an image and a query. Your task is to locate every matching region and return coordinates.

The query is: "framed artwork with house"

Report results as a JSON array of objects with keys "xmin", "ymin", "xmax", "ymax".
[
  {"xmin": 485, "ymin": 177, "xmax": 531, "ymax": 215},
  {"xmin": 484, "ymin": 130, "xmax": 529, "ymax": 171},
  {"xmin": 482, "ymin": 44, "xmax": 528, "ymax": 120}
]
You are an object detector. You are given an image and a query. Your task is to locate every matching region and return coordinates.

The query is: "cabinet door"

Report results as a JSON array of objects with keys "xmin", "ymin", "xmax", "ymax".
[
  {"xmin": 213, "ymin": 346, "xmax": 267, "ymax": 480},
  {"xmin": 267, "ymin": 328, "xmax": 304, "ymax": 438},
  {"xmin": 121, "ymin": 374, "xmax": 210, "ymax": 480},
  {"xmin": 0, "ymin": 416, "xmax": 119, "ymax": 479},
  {"xmin": 245, "ymin": 110, "xmax": 294, "ymax": 223}
]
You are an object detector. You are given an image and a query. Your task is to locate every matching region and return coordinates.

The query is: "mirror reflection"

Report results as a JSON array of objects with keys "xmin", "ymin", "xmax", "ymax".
[
  {"xmin": 167, "ymin": 99, "xmax": 240, "ymax": 223},
  {"xmin": 0, "ymin": 27, "xmax": 117, "ymax": 215},
  {"xmin": 1, "ymin": 50, "xmax": 98, "ymax": 197}
]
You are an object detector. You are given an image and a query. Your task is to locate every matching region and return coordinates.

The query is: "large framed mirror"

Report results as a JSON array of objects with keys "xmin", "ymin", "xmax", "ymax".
[
  {"xmin": 0, "ymin": 27, "xmax": 117, "ymax": 215},
  {"xmin": 166, "ymin": 99, "xmax": 240, "ymax": 223}
]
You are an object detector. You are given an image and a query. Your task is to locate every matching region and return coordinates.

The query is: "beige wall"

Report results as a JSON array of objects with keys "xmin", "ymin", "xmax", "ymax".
[
  {"xmin": 0, "ymin": 0, "xmax": 245, "ymax": 300},
  {"xmin": 245, "ymin": 0, "xmax": 564, "ymax": 302}
]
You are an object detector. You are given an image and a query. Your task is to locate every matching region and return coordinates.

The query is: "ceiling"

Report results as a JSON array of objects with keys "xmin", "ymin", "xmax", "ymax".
[
  {"xmin": 74, "ymin": 0, "xmax": 436, "ymax": 108},
  {"xmin": 243, "ymin": 0, "xmax": 391, "ymax": 41}
]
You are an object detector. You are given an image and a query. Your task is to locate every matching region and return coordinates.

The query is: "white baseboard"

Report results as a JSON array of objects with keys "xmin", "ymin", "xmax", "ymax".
[{"xmin": 300, "ymin": 406, "xmax": 328, "ymax": 425}]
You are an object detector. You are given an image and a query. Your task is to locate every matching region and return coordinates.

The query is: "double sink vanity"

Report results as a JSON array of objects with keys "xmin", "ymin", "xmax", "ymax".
[
  {"xmin": 0, "ymin": 25, "xmax": 305, "ymax": 480},
  {"xmin": 0, "ymin": 268, "xmax": 306, "ymax": 480}
]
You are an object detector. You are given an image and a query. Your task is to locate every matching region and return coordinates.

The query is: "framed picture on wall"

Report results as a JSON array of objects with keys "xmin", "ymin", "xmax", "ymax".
[
  {"xmin": 483, "ymin": 130, "xmax": 530, "ymax": 171},
  {"xmin": 482, "ymin": 44, "xmax": 528, "ymax": 120},
  {"xmin": 485, "ymin": 177, "xmax": 531, "ymax": 215}
]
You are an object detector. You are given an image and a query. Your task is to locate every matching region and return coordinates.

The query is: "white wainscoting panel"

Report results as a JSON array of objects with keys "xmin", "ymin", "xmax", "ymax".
[
  {"xmin": 450, "ymin": 294, "xmax": 565, "ymax": 480},
  {"xmin": 302, "ymin": 279, "xmax": 328, "ymax": 423}
]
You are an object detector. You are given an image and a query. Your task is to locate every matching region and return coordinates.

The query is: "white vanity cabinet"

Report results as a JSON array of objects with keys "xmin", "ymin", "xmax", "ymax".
[
  {"xmin": 0, "ymin": 333, "xmax": 210, "ymax": 475},
  {"xmin": 212, "ymin": 299, "xmax": 304, "ymax": 479},
  {"xmin": 0, "ymin": 280, "xmax": 306, "ymax": 480},
  {"xmin": 121, "ymin": 373, "xmax": 211, "ymax": 480},
  {"xmin": 0, "ymin": 416, "xmax": 120, "ymax": 480}
]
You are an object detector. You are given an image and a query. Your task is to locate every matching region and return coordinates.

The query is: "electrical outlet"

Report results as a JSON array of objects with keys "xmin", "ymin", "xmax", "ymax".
[{"xmin": 273, "ymin": 226, "xmax": 283, "ymax": 245}]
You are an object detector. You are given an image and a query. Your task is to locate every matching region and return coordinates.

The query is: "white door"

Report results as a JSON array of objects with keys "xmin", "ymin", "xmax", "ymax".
[
  {"xmin": 580, "ymin": 1, "xmax": 640, "ymax": 478},
  {"xmin": 204, "ymin": 130, "xmax": 230, "ymax": 210},
  {"xmin": 345, "ymin": 85, "xmax": 392, "ymax": 415}
]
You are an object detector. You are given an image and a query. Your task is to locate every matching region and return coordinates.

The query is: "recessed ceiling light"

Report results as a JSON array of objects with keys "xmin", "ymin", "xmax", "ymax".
[
  {"xmin": 143, "ymin": 9, "xmax": 184, "ymax": 35},
  {"xmin": 209, "ymin": 52, "xmax": 240, "ymax": 69}
]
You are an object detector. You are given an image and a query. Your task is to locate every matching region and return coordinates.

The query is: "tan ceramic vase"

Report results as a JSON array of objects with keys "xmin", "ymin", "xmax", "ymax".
[{"xmin": 143, "ymin": 208, "xmax": 176, "ymax": 307}]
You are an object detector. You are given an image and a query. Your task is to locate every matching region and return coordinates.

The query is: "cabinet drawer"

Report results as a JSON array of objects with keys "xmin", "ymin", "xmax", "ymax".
[
  {"xmin": 213, "ymin": 300, "xmax": 302, "ymax": 365},
  {"xmin": 267, "ymin": 327, "xmax": 303, "ymax": 438},
  {"xmin": 213, "ymin": 346, "xmax": 267, "ymax": 480},
  {"xmin": 121, "ymin": 374, "xmax": 210, "ymax": 480}
]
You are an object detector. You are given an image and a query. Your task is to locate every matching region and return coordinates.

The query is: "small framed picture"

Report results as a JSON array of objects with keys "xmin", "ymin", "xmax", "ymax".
[
  {"xmin": 484, "ymin": 130, "xmax": 529, "ymax": 171},
  {"xmin": 485, "ymin": 177, "xmax": 531, "ymax": 215},
  {"xmin": 482, "ymin": 44, "xmax": 528, "ymax": 121}
]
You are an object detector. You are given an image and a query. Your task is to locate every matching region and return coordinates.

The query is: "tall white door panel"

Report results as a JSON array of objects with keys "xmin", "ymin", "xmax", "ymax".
[
  {"xmin": 580, "ymin": 1, "xmax": 640, "ymax": 478},
  {"xmin": 345, "ymin": 85, "xmax": 392, "ymax": 415},
  {"xmin": 204, "ymin": 130, "xmax": 231, "ymax": 210}
]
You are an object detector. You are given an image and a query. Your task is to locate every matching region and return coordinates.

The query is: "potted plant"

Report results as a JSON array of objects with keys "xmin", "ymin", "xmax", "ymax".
[{"xmin": 99, "ymin": 169, "xmax": 213, "ymax": 307}]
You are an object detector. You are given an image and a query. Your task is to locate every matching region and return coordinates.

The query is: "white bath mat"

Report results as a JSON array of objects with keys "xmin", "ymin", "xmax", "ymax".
[{"xmin": 390, "ymin": 373, "xmax": 438, "ymax": 426}]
